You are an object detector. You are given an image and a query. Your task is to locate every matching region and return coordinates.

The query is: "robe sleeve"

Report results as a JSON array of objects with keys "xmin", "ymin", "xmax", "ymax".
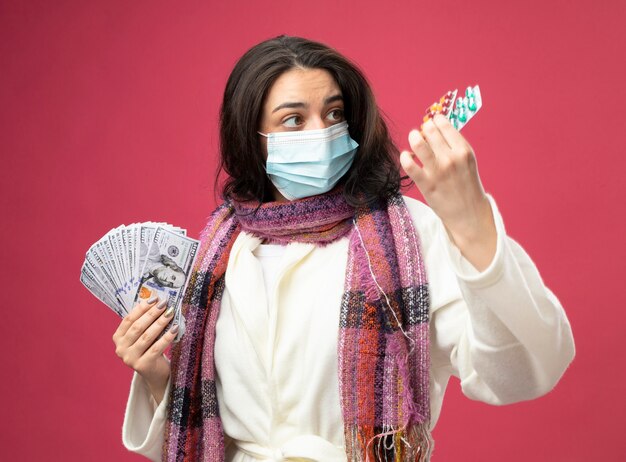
[
  {"xmin": 121, "ymin": 371, "xmax": 169, "ymax": 461},
  {"xmin": 405, "ymin": 193, "xmax": 575, "ymax": 405}
]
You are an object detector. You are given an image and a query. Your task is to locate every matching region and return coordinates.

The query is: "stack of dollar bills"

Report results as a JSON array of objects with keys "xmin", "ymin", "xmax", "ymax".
[{"xmin": 80, "ymin": 222, "xmax": 200, "ymax": 340}]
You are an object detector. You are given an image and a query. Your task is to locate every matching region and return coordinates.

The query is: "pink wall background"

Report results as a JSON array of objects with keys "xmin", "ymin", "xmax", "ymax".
[{"xmin": 2, "ymin": 0, "xmax": 624, "ymax": 460}]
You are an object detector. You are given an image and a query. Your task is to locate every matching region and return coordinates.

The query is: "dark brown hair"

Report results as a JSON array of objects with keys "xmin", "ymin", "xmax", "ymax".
[{"xmin": 216, "ymin": 35, "xmax": 402, "ymax": 206}]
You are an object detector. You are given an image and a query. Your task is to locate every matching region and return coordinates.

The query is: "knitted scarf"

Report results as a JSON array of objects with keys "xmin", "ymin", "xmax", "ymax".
[{"xmin": 163, "ymin": 188, "xmax": 433, "ymax": 461}]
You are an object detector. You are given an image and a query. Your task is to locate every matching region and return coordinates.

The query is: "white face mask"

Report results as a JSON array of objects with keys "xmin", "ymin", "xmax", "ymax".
[{"xmin": 258, "ymin": 121, "xmax": 359, "ymax": 200}]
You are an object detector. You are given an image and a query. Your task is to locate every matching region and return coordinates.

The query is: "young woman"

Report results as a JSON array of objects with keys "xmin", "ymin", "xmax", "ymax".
[{"xmin": 112, "ymin": 35, "xmax": 575, "ymax": 462}]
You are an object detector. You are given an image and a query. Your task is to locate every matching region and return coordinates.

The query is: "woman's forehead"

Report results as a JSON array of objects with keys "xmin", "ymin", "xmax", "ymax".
[{"xmin": 266, "ymin": 68, "xmax": 341, "ymax": 106}]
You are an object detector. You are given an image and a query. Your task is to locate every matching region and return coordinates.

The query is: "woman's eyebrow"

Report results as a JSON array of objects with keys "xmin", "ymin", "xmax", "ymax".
[
  {"xmin": 272, "ymin": 94, "xmax": 344, "ymax": 113},
  {"xmin": 324, "ymin": 94, "xmax": 343, "ymax": 105},
  {"xmin": 272, "ymin": 101, "xmax": 306, "ymax": 113}
]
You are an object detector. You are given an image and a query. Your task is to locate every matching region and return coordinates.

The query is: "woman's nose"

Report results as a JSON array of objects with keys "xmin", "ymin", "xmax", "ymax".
[{"xmin": 307, "ymin": 117, "xmax": 328, "ymax": 130}]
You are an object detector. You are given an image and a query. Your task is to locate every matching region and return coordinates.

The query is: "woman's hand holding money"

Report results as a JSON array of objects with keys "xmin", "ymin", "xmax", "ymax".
[{"xmin": 112, "ymin": 296, "xmax": 179, "ymax": 404}]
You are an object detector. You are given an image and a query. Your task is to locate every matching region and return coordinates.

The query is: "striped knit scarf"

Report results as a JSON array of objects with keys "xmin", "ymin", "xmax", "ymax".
[{"xmin": 163, "ymin": 188, "xmax": 433, "ymax": 461}]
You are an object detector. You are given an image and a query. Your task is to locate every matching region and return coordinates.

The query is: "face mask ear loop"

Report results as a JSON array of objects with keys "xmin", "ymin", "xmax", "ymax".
[{"xmin": 257, "ymin": 131, "xmax": 269, "ymax": 138}]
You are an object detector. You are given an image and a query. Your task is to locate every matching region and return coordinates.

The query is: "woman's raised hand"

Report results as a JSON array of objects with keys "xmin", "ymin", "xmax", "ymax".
[
  {"xmin": 399, "ymin": 113, "xmax": 497, "ymax": 272},
  {"xmin": 112, "ymin": 297, "xmax": 179, "ymax": 404}
]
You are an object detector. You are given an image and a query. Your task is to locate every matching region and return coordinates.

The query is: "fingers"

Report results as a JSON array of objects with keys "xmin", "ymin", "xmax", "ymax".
[
  {"xmin": 126, "ymin": 304, "xmax": 176, "ymax": 358},
  {"xmin": 113, "ymin": 296, "xmax": 159, "ymax": 340},
  {"xmin": 113, "ymin": 301, "xmax": 178, "ymax": 370},
  {"xmin": 142, "ymin": 323, "xmax": 179, "ymax": 360},
  {"xmin": 399, "ymin": 150, "xmax": 425, "ymax": 185},
  {"xmin": 421, "ymin": 116, "xmax": 452, "ymax": 153},
  {"xmin": 120, "ymin": 299, "xmax": 169, "ymax": 347},
  {"xmin": 405, "ymin": 114, "xmax": 474, "ymax": 175},
  {"xmin": 431, "ymin": 113, "xmax": 471, "ymax": 153},
  {"xmin": 407, "ymin": 129, "xmax": 435, "ymax": 168}
]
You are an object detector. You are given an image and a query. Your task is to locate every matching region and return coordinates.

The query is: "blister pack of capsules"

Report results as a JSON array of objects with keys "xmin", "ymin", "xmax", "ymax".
[{"xmin": 422, "ymin": 85, "xmax": 482, "ymax": 131}]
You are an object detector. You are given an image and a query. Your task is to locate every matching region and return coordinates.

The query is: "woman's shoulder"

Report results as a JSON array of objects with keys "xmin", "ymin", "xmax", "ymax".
[
  {"xmin": 400, "ymin": 195, "xmax": 436, "ymax": 219},
  {"xmin": 398, "ymin": 194, "xmax": 465, "ymax": 312},
  {"xmin": 399, "ymin": 195, "xmax": 442, "ymax": 245}
]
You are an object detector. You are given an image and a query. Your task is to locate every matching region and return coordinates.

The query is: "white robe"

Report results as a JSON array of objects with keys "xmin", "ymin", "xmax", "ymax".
[{"xmin": 121, "ymin": 194, "xmax": 575, "ymax": 461}]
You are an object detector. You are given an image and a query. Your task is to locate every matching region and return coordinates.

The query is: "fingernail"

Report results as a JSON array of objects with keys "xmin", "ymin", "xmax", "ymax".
[
  {"xmin": 156, "ymin": 300, "xmax": 167, "ymax": 310},
  {"xmin": 169, "ymin": 324, "xmax": 179, "ymax": 334},
  {"xmin": 164, "ymin": 307, "xmax": 175, "ymax": 318},
  {"xmin": 147, "ymin": 296, "xmax": 158, "ymax": 304}
]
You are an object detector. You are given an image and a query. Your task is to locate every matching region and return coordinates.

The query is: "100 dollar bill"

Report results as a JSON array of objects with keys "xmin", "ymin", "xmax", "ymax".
[{"xmin": 134, "ymin": 226, "xmax": 199, "ymax": 340}]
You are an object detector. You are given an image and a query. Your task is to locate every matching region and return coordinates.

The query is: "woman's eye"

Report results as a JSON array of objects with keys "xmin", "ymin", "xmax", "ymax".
[
  {"xmin": 327, "ymin": 109, "xmax": 344, "ymax": 121},
  {"xmin": 283, "ymin": 116, "xmax": 302, "ymax": 128}
]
